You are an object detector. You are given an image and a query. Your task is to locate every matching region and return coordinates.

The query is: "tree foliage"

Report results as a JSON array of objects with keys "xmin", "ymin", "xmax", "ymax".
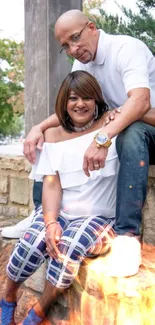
[
  {"xmin": 138, "ymin": 0, "xmax": 155, "ymax": 8},
  {"xmin": 83, "ymin": 0, "xmax": 155, "ymax": 53},
  {"xmin": 0, "ymin": 39, "xmax": 24, "ymax": 136}
]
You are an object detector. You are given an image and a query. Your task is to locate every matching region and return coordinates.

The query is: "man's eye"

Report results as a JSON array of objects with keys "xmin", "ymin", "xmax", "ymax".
[
  {"xmin": 63, "ymin": 44, "xmax": 69, "ymax": 50},
  {"xmin": 71, "ymin": 34, "xmax": 80, "ymax": 42}
]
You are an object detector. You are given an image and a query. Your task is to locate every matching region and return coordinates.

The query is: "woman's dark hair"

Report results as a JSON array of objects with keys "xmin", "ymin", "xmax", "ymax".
[{"xmin": 55, "ymin": 70, "xmax": 108, "ymax": 131}]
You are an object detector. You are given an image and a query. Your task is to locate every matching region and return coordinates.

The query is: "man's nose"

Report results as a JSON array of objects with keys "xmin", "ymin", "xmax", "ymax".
[{"xmin": 68, "ymin": 43, "xmax": 79, "ymax": 57}]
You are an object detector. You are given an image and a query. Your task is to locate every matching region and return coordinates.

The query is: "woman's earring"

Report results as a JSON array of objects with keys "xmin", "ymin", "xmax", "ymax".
[{"xmin": 94, "ymin": 105, "xmax": 98, "ymax": 120}]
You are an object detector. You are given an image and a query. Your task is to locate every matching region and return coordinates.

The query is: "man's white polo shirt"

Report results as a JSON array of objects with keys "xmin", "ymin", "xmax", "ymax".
[{"xmin": 72, "ymin": 30, "xmax": 155, "ymax": 109}]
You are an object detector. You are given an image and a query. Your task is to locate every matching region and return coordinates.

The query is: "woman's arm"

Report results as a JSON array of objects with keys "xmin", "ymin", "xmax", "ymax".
[
  {"xmin": 43, "ymin": 173, "xmax": 62, "ymax": 259},
  {"xmin": 42, "ymin": 174, "xmax": 62, "ymax": 225},
  {"xmin": 42, "ymin": 127, "xmax": 62, "ymax": 258}
]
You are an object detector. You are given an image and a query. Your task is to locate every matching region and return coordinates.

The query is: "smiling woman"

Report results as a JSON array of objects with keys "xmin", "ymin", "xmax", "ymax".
[
  {"xmin": 0, "ymin": 70, "xmax": 121, "ymax": 325},
  {"xmin": 55, "ymin": 70, "xmax": 108, "ymax": 131}
]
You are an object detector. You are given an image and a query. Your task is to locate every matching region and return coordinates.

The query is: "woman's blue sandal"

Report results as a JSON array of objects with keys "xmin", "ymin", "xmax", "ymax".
[
  {"xmin": 22, "ymin": 308, "xmax": 44, "ymax": 325},
  {"xmin": 0, "ymin": 299, "xmax": 16, "ymax": 325}
]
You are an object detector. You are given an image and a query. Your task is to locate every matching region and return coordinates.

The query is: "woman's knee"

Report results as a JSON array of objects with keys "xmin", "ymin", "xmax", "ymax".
[{"xmin": 58, "ymin": 238, "xmax": 83, "ymax": 262}]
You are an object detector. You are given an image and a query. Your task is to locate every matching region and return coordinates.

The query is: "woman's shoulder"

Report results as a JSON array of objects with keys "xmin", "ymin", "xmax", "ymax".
[{"xmin": 44, "ymin": 126, "xmax": 64, "ymax": 143}]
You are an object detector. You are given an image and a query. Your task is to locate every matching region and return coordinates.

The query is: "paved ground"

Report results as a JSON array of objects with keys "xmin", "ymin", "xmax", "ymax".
[{"xmin": 0, "ymin": 143, "xmax": 23, "ymax": 156}]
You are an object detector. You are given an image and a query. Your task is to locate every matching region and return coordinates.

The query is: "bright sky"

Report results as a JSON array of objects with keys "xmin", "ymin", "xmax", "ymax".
[
  {"xmin": 0, "ymin": 0, "xmax": 24, "ymax": 41},
  {"xmin": 0, "ymin": 0, "xmax": 141, "ymax": 41}
]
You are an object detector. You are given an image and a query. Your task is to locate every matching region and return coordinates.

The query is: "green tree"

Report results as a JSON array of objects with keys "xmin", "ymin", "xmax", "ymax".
[
  {"xmin": 83, "ymin": 0, "xmax": 155, "ymax": 53},
  {"xmin": 0, "ymin": 39, "xmax": 24, "ymax": 136},
  {"xmin": 138, "ymin": 0, "xmax": 155, "ymax": 8},
  {"xmin": 120, "ymin": 1, "xmax": 155, "ymax": 53}
]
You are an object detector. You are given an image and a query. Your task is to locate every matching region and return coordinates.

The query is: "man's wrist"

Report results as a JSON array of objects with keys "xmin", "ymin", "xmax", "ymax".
[
  {"xmin": 38, "ymin": 120, "xmax": 47, "ymax": 133},
  {"xmin": 94, "ymin": 131, "xmax": 112, "ymax": 148}
]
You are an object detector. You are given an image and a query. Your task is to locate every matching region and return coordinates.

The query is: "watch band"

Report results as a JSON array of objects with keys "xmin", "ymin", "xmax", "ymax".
[{"xmin": 94, "ymin": 132, "xmax": 112, "ymax": 148}]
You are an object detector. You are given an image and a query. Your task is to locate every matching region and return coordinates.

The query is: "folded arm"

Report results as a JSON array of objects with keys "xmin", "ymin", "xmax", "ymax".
[
  {"xmin": 83, "ymin": 87, "xmax": 150, "ymax": 176},
  {"xmin": 140, "ymin": 108, "xmax": 155, "ymax": 126}
]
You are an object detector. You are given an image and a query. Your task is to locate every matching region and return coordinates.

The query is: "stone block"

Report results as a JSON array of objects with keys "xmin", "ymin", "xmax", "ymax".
[
  {"xmin": 0, "ymin": 206, "xmax": 18, "ymax": 218},
  {"xmin": 149, "ymin": 165, "xmax": 155, "ymax": 178},
  {"xmin": 24, "ymin": 159, "xmax": 31, "ymax": 173},
  {"xmin": 0, "ymin": 195, "xmax": 8, "ymax": 204},
  {"xmin": 0, "ymin": 175, "xmax": 8, "ymax": 193},
  {"xmin": 10, "ymin": 177, "xmax": 29, "ymax": 205},
  {"xmin": 143, "ymin": 184, "xmax": 155, "ymax": 245},
  {"xmin": 24, "ymin": 263, "xmax": 46, "ymax": 293},
  {"xmin": 29, "ymin": 181, "xmax": 34, "ymax": 210},
  {"xmin": 19, "ymin": 208, "xmax": 29, "ymax": 217},
  {"xmin": 0, "ymin": 157, "xmax": 24, "ymax": 172}
]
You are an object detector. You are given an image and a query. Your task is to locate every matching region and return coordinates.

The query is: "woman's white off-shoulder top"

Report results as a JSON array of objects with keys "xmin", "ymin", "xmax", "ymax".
[{"xmin": 29, "ymin": 129, "xmax": 119, "ymax": 220}]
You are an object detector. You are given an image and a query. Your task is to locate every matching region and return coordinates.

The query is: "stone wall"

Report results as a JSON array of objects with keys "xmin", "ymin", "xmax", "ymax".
[{"xmin": 0, "ymin": 155, "xmax": 33, "ymax": 219}]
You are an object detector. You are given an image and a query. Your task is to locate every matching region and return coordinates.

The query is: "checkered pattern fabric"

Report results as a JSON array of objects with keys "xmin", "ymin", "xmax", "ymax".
[{"xmin": 7, "ymin": 205, "xmax": 115, "ymax": 289}]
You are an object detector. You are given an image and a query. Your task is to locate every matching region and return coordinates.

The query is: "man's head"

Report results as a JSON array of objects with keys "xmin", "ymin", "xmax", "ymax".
[{"xmin": 54, "ymin": 10, "xmax": 99, "ymax": 64}]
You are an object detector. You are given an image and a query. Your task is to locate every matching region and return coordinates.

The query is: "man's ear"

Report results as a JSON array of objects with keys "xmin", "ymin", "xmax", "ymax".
[{"xmin": 87, "ymin": 21, "xmax": 97, "ymax": 32}]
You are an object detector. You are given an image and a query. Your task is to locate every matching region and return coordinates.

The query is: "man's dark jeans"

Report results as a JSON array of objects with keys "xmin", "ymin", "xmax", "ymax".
[
  {"xmin": 115, "ymin": 121, "xmax": 155, "ymax": 236},
  {"xmin": 33, "ymin": 181, "xmax": 43, "ymax": 209}
]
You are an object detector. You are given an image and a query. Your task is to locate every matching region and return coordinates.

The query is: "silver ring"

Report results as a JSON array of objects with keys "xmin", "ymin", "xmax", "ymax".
[{"xmin": 94, "ymin": 164, "xmax": 100, "ymax": 168}]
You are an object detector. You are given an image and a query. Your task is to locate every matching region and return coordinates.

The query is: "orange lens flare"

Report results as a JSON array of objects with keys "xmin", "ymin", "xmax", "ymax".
[
  {"xmin": 68, "ymin": 242, "xmax": 155, "ymax": 325},
  {"xmin": 47, "ymin": 175, "xmax": 55, "ymax": 183}
]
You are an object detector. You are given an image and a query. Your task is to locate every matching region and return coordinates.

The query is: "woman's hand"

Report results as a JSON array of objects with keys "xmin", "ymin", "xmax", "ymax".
[
  {"xmin": 45, "ymin": 223, "xmax": 62, "ymax": 259},
  {"xmin": 23, "ymin": 125, "xmax": 44, "ymax": 163}
]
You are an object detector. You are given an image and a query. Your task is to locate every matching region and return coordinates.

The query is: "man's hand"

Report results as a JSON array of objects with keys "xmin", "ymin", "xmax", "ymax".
[
  {"xmin": 104, "ymin": 107, "xmax": 121, "ymax": 126},
  {"xmin": 82, "ymin": 108, "xmax": 121, "ymax": 176},
  {"xmin": 45, "ymin": 223, "xmax": 62, "ymax": 259},
  {"xmin": 23, "ymin": 125, "xmax": 44, "ymax": 163},
  {"xmin": 83, "ymin": 140, "xmax": 108, "ymax": 177}
]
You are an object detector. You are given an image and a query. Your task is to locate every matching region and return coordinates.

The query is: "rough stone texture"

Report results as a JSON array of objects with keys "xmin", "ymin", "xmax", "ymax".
[
  {"xmin": 24, "ymin": 159, "xmax": 31, "ymax": 173},
  {"xmin": 0, "ymin": 175, "xmax": 8, "ymax": 193},
  {"xmin": 0, "ymin": 156, "xmax": 25, "ymax": 172},
  {"xmin": 0, "ymin": 195, "xmax": 8, "ymax": 204},
  {"xmin": 143, "ymin": 167, "xmax": 155, "ymax": 245},
  {"xmin": 0, "ymin": 216, "xmax": 20, "ymax": 230},
  {"xmin": 0, "ymin": 156, "xmax": 33, "ymax": 219},
  {"xmin": 24, "ymin": 263, "xmax": 46, "ymax": 293},
  {"xmin": 19, "ymin": 207, "xmax": 29, "ymax": 218},
  {"xmin": 10, "ymin": 177, "xmax": 29, "ymax": 205},
  {"xmin": 0, "ymin": 206, "xmax": 18, "ymax": 218}
]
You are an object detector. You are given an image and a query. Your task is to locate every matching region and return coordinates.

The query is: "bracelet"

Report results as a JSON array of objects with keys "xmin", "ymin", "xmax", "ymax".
[{"xmin": 45, "ymin": 220, "xmax": 59, "ymax": 229}]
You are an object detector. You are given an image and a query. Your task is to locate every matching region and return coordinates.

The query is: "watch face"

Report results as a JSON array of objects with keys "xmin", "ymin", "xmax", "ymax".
[{"xmin": 96, "ymin": 134, "xmax": 108, "ymax": 145}]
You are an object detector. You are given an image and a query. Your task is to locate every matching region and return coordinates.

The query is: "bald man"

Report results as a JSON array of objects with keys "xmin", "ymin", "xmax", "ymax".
[{"xmin": 7, "ymin": 10, "xmax": 155, "ymax": 247}]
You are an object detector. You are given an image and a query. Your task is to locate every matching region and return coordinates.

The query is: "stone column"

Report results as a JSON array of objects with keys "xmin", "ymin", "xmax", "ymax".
[{"xmin": 24, "ymin": 0, "xmax": 82, "ymax": 134}]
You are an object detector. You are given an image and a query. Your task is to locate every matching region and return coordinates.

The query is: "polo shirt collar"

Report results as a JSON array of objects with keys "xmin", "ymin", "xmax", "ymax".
[{"xmin": 90, "ymin": 30, "xmax": 107, "ymax": 66}]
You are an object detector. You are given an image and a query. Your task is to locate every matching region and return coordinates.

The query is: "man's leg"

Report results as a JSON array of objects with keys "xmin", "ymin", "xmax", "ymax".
[{"xmin": 115, "ymin": 121, "xmax": 155, "ymax": 236}]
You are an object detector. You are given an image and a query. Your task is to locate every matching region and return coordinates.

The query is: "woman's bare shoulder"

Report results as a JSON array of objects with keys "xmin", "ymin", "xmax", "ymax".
[{"xmin": 44, "ymin": 126, "xmax": 64, "ymax": 143}]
